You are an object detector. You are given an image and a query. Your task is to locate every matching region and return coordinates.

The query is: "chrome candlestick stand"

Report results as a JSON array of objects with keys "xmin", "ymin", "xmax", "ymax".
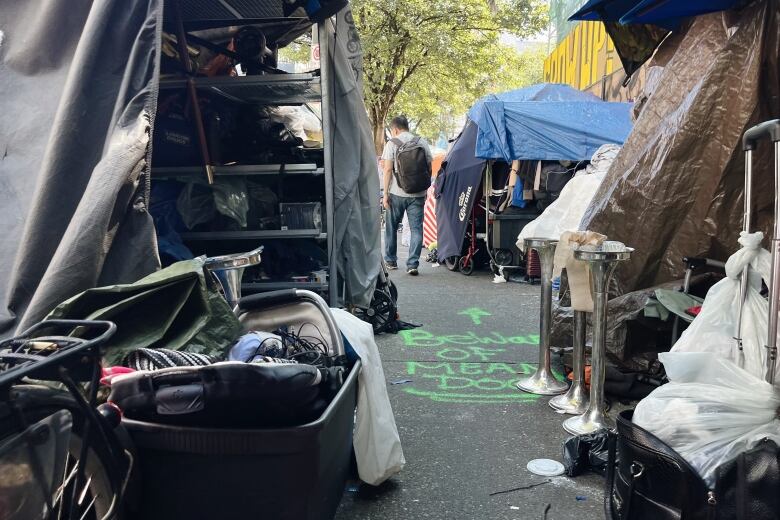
[
  {"xmin": 204, "ymin": 246, "xmax": 264, "ymax": 309},
  {"xmin": 517, "ymin": 238, "xmax": 568, "ymax": 395},
  {"xmin": 564, "ymin": 246, "xmax": 633, "ymax": 435},
  {"xmin": 549, "ymin": 311, "xmax": 589, "ymax": 414}
]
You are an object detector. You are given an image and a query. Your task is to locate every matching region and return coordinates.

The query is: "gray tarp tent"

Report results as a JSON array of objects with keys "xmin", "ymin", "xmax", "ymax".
[{"xmin": 0, "ymin": 0, "xmax": 379, "ymax": 335}]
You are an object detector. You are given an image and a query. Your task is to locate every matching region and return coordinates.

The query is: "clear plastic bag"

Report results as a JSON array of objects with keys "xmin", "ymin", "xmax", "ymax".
[
  {"xmin": 177, "ymin": 179, "xmax": 249, "ymax": 229},
  {"xmin": 671, "ymin": 231, "xmax": 772, "ymax": 380},
  {"xmin": 517, "ymin": 144, "xmax": 620, "ymax": 244},
  {"xmin": 633, "ymin": 351, "xmax": 780, "ymax": 487},
  {"xmin": 331, "ymin": 309, "xmax": 405, "ymax": 485}
]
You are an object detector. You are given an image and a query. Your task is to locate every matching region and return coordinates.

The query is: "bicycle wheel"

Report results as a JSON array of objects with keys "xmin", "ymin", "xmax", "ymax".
[
  {"xmin": 459, "ymin": 257, "xmax": 475, "ymax": 276},
  {"xmin": 444, "ymin": 257, "xmax": 460, "ymax": 272},
  {"xmin": 1, "ymin": 386, "xmax": 123, "ymax": 519},
  {"xmin": 388, "ymin": 279, "xmax": 399, "ymax": 303}
]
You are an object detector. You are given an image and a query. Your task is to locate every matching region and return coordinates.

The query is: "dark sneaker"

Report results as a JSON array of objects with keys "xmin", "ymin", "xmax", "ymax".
[
  {"xmin": 386, "ymin": 262, "xmax": 398, "ymax": 270},
  {"xmin": 407, "ymin": 267, "xmax": 419, "ymax": 276}
]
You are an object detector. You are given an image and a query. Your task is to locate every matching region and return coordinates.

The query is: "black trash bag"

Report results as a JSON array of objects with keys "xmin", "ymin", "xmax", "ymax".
[
  {"xmin": 563, "ymin": 431, "xmax": 611, "ymax": 477},
  {"xmin": 605, "ymin": 365, "xmax": 665, "ymax": 401}
]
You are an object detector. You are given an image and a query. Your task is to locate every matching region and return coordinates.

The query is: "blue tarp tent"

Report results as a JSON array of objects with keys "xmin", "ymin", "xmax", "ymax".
[
  {"xmin": 436, "ymin": 83, "xmax": 633, "ymax": 262},
  {"xmin": 467, "ymin": 84, "xmax": 633, "ymax": 162},
  {"xmin": 569, "ymin": 0, "xmax": 745, "ymax": 27}
]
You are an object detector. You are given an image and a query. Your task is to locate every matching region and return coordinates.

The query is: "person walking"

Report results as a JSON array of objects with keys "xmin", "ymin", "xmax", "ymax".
[{"xmin": 381, "ymin": 116, "xmax": 432, "ymax": 276}]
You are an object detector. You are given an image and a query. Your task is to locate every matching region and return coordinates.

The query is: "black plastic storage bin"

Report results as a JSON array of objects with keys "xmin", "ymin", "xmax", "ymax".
[{"xmin": 123, "ymin": 360, "xmax": 361, "ymax": 520}]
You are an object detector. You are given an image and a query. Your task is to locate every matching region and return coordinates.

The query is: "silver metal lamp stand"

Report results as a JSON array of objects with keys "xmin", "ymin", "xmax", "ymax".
[
  {"xmin": 563, "ymin": 247, "xmax": 633, "ymax": 435},
  {"xmin": 516, "ymin": 238, "xmax": 568, "ymax": 395},
  {"xmin": 549, "ymin": 310, "xmax": 589, "ymax": 414},
  {"xmin": 203, "ymin": 246, "xmax": 264, "ymax": 309}
]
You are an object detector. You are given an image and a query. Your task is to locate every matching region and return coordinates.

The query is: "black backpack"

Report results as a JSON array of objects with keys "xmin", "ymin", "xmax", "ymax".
[{"xmin": 391, "ymin": 137, "xmax": 431, "ymax": 193}]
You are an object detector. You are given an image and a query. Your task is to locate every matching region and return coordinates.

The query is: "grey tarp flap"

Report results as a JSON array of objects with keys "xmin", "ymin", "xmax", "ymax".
[
  {"xmin": 581, "ymin": 3, "xmax": 780, "ymax": 294},
  {"xmin": 0, "ymin": 0, "xmax": 163, "ymax": 335},
  {"xmin": 47, "ymin": 258, "xmax": 240, "ymax": 365},
  {"xmin": 328, "ymin": 9, "xmax": 381, "ymax": 307}
]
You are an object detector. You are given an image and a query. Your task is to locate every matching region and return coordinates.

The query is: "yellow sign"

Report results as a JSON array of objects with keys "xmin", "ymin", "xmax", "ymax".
[{"xmin": 544, "ymin": 21, "xmax": 621, "ymax": 90}]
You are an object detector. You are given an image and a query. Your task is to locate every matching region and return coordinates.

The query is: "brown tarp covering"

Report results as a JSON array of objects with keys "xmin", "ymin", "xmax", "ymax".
[
  {"xmin": 582, "ymin": 1, "xmax": 780, "ymax": 295},
  {"xmin": 551, "ymin": 2, "xmax": 779, "ymax": 371}
]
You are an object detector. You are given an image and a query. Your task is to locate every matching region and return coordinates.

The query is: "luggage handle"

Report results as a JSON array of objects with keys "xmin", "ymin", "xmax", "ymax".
[
  {"xmin": 238, "ymin": 290, "xmax": 345, "ymax": 357},
  {"xmin": 736, "ymin": 120, "xmax": 780, "ymax": 374},
  {"xmin": 240, "ymin": 289, "xmax": 299, "ymax": 309},
  {"xmin": 743, "ymin": 119, "xmax": 780, "ymax": 151}
]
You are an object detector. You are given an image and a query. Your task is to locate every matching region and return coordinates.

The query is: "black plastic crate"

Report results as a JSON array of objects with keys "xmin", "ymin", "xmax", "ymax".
[{"xmin": 123, "ymin": 361, "xmax": 360, "ymax": 520}]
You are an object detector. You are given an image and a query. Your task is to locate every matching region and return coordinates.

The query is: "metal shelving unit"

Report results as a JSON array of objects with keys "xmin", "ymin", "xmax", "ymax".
[
  {"xmin": 158, "ymin": 73, "xmax": 322, "ymax": 105},
  {"xmin": 242, "ymin": 281, "xmax": 329, "ymax": 292},
  {"xmin": 152, "ymin": 164, "xmax": 324, "ymax": 179},
  {"xmin": 154, "ymin": 2, "xmax": 336, "ymax": 304},
  {"xmin": 181, "ymin": 230, "xmax": 327, "ymax": 241}
]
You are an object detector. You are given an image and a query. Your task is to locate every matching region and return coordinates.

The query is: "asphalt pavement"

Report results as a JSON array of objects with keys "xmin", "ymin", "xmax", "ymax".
[{"xmin": 335, "ymin": 248, "xmax": 606, "ymax": 520}]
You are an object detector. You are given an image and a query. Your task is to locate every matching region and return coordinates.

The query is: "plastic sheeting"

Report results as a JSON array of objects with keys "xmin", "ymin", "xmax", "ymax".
[
  {"xmin": 672, "ymin": 232, "xmax": 773, "ymax": 381},
  {"xmin": 634, "ymin": 352, "xmax": 780, "ymax": 487},
  {"xmin": 332, "ymin": 308, "xmax": 405, "ymax": 485},
  {"xmin": 581, "ymin": 3, "xmax": 780, "ymax": 295},
  {"xmin": 518, "ymin": 144, "xmax": 620, "ymax": 242},
  {"xmin": 0, "ymin": 0, "xmax": 163, "ymax": 334},
  {"xmin": 468, "ymin": 84, "xmax": 633, "ymax": 162},
  {"xmin": 47, "ymin": 258, "xmax": 240, "ymax": 366}
]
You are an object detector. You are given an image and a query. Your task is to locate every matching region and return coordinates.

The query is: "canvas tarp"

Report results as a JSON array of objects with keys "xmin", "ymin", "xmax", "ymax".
[
  {"xmin": 48, "ymin": 258, "xmax": 240, "ymax": 365},
  {"xmin": 581, "ymin": 2, "xmax": 780, "ymax": 295},
  {"xmin": 0, "ymin": 0, "xmax": 163, "ymax": 335},
  {"xmin": 328, "ymin": 9, "xmax": 381, "ymax": 308}
]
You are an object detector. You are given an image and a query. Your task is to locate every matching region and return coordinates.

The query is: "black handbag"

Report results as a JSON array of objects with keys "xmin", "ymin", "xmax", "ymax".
[{"xmin": 606, "ymin": 410, "xmax": 780, "ymax": 520}]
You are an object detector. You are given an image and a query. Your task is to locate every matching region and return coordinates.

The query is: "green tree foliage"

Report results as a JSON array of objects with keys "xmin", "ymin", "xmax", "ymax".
[{"xmin": 351, "ymin": 0, "xmax": 548, "ymax": 152}]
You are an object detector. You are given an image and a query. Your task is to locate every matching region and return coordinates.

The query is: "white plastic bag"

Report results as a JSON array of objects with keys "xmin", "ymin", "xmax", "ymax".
[
  {"xmin": 671, "ymin": 231, "xmax": 772, "ymax": 380},
  {"xmin": 517, "ymin": 144, "xmax": 620, "ymax": 244},
  {"xmin": 634, "ymin": 352, "xmax": 780, "ymax": 487},
  {"xmin": 332, "ymin": 309, "xmax": 405, "ymax": 485}
]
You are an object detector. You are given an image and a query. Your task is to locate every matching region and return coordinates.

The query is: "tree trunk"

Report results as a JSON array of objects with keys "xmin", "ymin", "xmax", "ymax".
[
  {"xmin": 373, "ymin": 123, "xmax": 385, "ymax": 156},
  {"xmin": 369, "ymin": 102, "xmax": 390, "ymax": 155}
]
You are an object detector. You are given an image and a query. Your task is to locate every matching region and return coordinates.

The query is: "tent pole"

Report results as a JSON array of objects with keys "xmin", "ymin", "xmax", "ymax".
[{"xmin": 172, "ymin": 0, "xmax": 214, "ymax": 184}]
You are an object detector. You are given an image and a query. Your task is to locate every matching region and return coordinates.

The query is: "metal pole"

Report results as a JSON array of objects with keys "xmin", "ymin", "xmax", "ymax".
[
  {"xmin": 564, "ymin": 247, "xmax": 632, "ymax": 435},
  {"xmin": 549, "ymin": 310, "xmax": 589, "ymax": 414},
  {"xmin": 734, "ymin": 149, "xmax": 753, "ymax": 367},
  {"xmin": 517, "ymin": 238, "xmax": 568, "ymax": 395},
  {"xmin": 319, "ymin": 19, "xmax": 337, "ymax": 306},
  {"xmin": 767, "ymin": 141, "xmax": 780, "ymax": 383},
  {"xmin": 172, "ymin": 0, "xmax": 214, "ymax": 184}
]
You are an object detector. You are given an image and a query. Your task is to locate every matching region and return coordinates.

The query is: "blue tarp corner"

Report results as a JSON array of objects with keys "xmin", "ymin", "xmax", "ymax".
[{"xmin": 467, "ymin": 83, "xmax": 633, "ymax": 162}]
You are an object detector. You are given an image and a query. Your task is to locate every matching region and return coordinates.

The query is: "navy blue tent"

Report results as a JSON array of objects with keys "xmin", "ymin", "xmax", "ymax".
[
  {"xmin": 467, "ymin": 84, "xmax": 633, "ymax": 162},
  {"xmin": 435, "ymin": 120, "xmax": 485, "ymax": 262},
  {"xmin": 436, "ymin": 84, "xmax": 633, "ymax": 262}
]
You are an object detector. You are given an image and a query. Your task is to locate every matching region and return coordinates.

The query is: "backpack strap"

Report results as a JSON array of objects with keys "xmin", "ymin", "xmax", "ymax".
[{"xmin": 389, "ymin": 138, "xmax": 404, "ymax": 174}]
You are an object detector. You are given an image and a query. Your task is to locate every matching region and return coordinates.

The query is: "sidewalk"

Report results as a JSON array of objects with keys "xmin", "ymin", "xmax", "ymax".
[{"xmin": 336, "ymin": 247, "xmax": 605, "ymax": 520}]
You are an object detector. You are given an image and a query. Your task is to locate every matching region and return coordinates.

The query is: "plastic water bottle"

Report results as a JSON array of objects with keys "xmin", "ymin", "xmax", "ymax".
[{"xmin": 552, "ymin": 276, "xmax": 561, "ymax": 301}]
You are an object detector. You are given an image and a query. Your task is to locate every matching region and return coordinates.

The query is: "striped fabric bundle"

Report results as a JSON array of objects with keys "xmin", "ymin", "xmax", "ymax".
[
  {"xmin": 122, "ymin": 348, "xmax": 219, "ymax": 371},
  {"xmin": 423, "ymin": 185, "xmax": 437, "ymax": 248}
]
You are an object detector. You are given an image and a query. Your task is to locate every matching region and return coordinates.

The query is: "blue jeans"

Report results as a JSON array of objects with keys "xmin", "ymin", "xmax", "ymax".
[{"xmin": 385, "ymin": 194, "xmax": 425, "ymax": 269}]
